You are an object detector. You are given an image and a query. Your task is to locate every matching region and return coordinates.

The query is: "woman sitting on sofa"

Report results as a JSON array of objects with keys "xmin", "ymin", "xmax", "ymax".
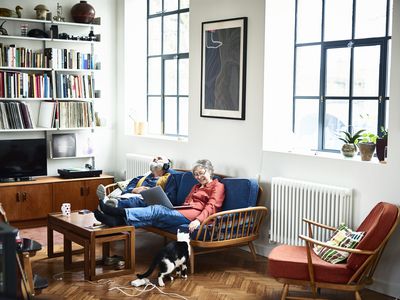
[
  {"xmin": 97, "ymin": 155, "xmax": 178, "ymax": 208},
  {"xmin": 94, "ymin": 159, "xmax": 225, "ymax": 232}
]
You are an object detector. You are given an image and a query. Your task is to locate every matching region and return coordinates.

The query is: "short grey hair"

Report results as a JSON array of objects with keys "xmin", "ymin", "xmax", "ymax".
[{"xmin": 192, "ymin": 159, "xmax": 214, "ymax": 176}]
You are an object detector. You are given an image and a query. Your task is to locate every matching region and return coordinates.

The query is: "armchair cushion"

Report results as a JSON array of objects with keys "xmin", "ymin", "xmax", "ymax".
[
  {"xmin": 220, "ymin": 178, "xmax": 259, "ymax": 210},
  {"xmin": 269, "ymin": 245, "xmax": 354, "ymax": 284},
  {"xmin": 313, "ymin": 224, "xmax": 365, "ymax": 264}
]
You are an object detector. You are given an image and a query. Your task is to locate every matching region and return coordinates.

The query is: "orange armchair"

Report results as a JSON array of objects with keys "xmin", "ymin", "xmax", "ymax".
[{"xmin": 268, "ymin": 202, "xmax": 400, "ymax": 300}]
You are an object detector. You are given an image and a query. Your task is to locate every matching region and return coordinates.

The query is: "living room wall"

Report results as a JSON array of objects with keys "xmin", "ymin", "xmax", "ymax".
[{"xmin": 115, "ymin": 0, "xmax": 400, "ymax": 297}]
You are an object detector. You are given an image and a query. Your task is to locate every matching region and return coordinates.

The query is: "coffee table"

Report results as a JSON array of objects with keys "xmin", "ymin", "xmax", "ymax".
[{"xmin": 47, "ymin": 211, "xmax": 135, "ymax": 280}]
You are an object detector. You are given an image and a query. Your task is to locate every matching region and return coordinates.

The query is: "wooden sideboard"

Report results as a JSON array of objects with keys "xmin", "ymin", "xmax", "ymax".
[{"xmin": 0, "ymin": 175, "xmax": 114, "ymax": 228}]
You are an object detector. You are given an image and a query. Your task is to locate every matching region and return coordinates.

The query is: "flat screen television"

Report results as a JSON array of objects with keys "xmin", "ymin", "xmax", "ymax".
[{"xmin": 0, "ymin": 139, "xmax": 47, "ymax": 181}]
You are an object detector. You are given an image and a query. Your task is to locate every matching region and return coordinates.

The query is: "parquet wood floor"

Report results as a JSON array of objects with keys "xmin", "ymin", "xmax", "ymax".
[{"xmin": 29, "ymin": 228, "xmax": 393, "ymax": 300}]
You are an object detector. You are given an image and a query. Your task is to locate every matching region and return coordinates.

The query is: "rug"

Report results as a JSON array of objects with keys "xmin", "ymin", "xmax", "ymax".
[{"xmin": 19, "ymin": 226, "xmax": 64, "ymax": 247}]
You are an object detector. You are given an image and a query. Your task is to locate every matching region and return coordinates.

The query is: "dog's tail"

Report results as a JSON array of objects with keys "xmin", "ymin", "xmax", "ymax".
[{"xmin": 137, "ymin": 254, "xmax": 159, "ymax": 279}]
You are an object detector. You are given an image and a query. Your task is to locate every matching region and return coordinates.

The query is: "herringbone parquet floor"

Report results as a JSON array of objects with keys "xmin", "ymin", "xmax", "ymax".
[{"xmin": 29, "ymin": 228, "xmax": 393, "ymax": 300}]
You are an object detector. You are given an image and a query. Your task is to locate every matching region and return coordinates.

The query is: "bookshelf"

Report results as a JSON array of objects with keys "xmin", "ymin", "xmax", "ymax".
[{"xmin": 0, "ymin": 15, "xmax": 102, "ymax": 166}]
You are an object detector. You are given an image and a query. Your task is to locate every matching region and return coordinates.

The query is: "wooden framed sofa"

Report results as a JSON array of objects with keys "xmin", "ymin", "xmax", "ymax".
[{"xmin": 105, "ymin": 170, "xmax": 268, "ymax": 273}]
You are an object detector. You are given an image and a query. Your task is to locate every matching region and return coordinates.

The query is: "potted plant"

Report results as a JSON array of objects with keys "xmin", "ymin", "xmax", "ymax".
[
  {"xmin": 376, "ymin": 126, "xmax": 388, "ymax": 162},
  {"xmin": 358, "ymin": 132, "xmax": 378, "ymax": 161},
  {"xmin": 339, "ymin": 129, "xmax": 365, "ymax": 158}
]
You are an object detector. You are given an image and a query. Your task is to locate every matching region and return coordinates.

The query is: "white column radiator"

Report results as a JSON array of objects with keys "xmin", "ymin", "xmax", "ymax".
[
  {"xmin": 126, "ymin": 154, "xmax": 153, "ymax": 179},
  {"xmin": 270, "ymin": 177, "xmax": 353, "ymax": 246}
]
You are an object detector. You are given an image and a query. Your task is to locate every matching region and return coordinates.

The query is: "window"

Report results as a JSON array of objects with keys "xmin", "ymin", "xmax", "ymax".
[
  {"xmin": 147, "ymin": 0, "xmax": 189, "ymax": 136},
  {"xmin": 293, "ymin": 0, "xmax": 392, "ymax": 151}
]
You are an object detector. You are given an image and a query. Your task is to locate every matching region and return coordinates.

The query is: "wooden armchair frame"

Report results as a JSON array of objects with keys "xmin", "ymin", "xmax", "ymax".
[{"xmin": 278, "ymin": 209, "xmax": 400, "ymax": 300}]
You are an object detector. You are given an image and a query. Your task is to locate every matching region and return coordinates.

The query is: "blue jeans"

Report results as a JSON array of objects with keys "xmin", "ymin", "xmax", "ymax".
[
  {"xmin": 124, "ymin": 204, "xmax": 190, "ymax": 229},
  {"xmin": 117, "ymin": 194, "xmax": 146, "ymax": 208}
]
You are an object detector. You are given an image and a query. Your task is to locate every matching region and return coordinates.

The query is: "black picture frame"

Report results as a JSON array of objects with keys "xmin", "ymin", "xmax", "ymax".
[{"xmin": 200, "ymin": 17, "xmax": 247, "ymax": 120}]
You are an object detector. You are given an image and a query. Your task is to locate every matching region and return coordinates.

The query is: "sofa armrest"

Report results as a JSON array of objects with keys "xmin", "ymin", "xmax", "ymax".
[
  {"xmin": 105, "ymin": 183, "xmax": 118, "ymax": 195},
  {"xmin": 193, "ymin": 206, "xmax": 268, "ymax": 242}
]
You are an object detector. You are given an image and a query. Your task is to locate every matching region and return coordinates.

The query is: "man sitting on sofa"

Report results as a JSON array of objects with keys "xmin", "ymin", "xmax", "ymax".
[{"xmin": 96, "ymin": 155, "xmax": 177, "ymax": 209}]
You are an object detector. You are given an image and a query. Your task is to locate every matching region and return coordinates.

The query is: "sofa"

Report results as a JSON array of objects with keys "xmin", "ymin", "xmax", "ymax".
[{"xmin": 105, "ymin": 170, "xmax": 268, "ymax": 273}]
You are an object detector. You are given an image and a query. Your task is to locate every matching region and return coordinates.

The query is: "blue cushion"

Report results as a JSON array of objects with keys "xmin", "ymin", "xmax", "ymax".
[
  {"xmin": 220, "ymin": 178, "xmax": 259, "ymax": 211},
  {"xmin": 176, "ymin": 172, "xmax": 198, "ymax": 205},
  {"xmin": 167, "ymin": 170, "xmax": 185, "ymax": 205}
]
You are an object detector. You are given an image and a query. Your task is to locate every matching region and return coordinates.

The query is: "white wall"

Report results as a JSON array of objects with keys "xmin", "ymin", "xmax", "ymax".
[
  {"xmin": 114, "ymin": 0, "xmax": 400, "ymax": 297},
  {"xmin": 0, "ymin": 0, "xmax": 117, "ymax": 176}
]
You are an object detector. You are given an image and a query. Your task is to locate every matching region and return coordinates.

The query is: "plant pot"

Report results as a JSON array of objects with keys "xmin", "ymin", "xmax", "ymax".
[
  {"xmin": 341, "ymin": 143, "xmax": 356, "ymax": 158},
  {"xmin": 71, "ymin": 1, "xmax": 95, "ymax": 24},
  {"xmin": 376, "ymin": 137, "xmax": 387, "ymax": 162},
  {"xmin": 358, "ymin": 142, "xmax": 376, "ymax": 161}
]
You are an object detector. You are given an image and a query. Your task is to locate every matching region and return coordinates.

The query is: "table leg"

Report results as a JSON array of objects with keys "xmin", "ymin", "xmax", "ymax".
[
  {"xmin": 102, "ymin": 242, "xmax": 110, "ymax": 261},
  {"xmin": 47, "ymin": 223, "xmax": 54, "ymax": 258},
  {"xmin": 21, "ymin": 252, "xmax": 34, "ymax": 296},
  {"xmin": 129, "ymin": 229, "xmax": 135, "ymax": 272},
  {"xmin": 89, "ymin": 239, "xmax": 96, "ymax": 280},
  {"xmin": 84, "ymin": 240, "xmax": 90, "ymax": 280},
  {"xmin": 64, "ymin": 238, "xmax": 72, "ymax": 270}
]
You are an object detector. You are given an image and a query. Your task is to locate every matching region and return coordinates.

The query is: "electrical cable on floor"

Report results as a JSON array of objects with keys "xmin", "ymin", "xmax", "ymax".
[{"xmin": 51, "ymin": 271, "xmax": 188, "ymax": 299}]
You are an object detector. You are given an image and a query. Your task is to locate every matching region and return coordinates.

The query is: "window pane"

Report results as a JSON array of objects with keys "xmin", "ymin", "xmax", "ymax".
[
  {"xmin": 148, "ymin": 57, "xmax": 161, "ymax": 95},
  {"xmin": 164, "ymin": 14, "xmax": 178, "ymax": 54},
  {"xmin": 164, "ymin": 0, "xmax": 178, "ymax": 12},
  {"xmin": 325, "ymin": 47, "xmax": 350, "ymax": 97},
  {"xmin": 165, "ymin": 97, "xmax": 177, "ymax": 134},
  {"xmin": 296, "ymin": 0, "xmax": 322, "ymax": 43},
  {"xmin": 352, "ymin": 100, "xmax": 379, "ymax": 134},
  {"xmin": 179, "ymin": 97, "xmax": 188, "ymax": 135},
  {"xmin": 165, "ymin": 59, "xmax": 177, "ymax": 95},
  {"xmin": 180, "ymin": 0, "xmax": 189, "ymax": 9},
  {"xmin": 148, "ymin": 97, "xmax": 162, "ymax": 134},
  {"xmin": 149, "ymin": 0, "xmax": 162, "ymax": 15},
  {"xmin": 353, "ymin": 46, "xmax": 380, "ymax": 97},
  {"xmin": 148, "ymin": 17, "xmax": 161, "ymax": 55},
  {"xmin": 388, "ymin": 0, "xmax": 393, "ymax": 36},
  {"xmin": 355, "ymin": 0, "xmax": 387, "ymax": 39},
  {"xmin": 179, "ymin": 58, "xmax": 189, "ymax": 95},
  {"xmin": 179, "ymin": 12, "xmax": 189, "ymax": 53},
  {"xmin": 295, "ymin": 45, "xmax": 321, "ymax": 96},
  {"xmin": 294, "ymin": 99, "xmax": 319, "ymax": 150},
  {"xmin": 324, "ymin": 100, "xmax": 349, "ymax": 149},
  {"xmin": 324, "ymin": 0, "xmax": 352, "ymax": 41}
]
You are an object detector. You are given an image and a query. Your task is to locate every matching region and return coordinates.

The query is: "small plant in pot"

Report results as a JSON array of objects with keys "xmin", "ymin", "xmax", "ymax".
[
  {"xmin": 376, "ymin": 126, "xmax": 388, "ymax": 162},
  {"xmin": 358, "ymin": 132, "xmax": 378, "ymax": 161},
  {"xmin": 339, "ymin": 129, "xmax": 365, "ymax": 158}
]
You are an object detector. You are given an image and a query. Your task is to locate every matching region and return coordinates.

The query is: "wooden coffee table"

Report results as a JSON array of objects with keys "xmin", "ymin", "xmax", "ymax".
[{"xmin": 47, "ymin": 211, "xmax": 135, "ymax": 280}]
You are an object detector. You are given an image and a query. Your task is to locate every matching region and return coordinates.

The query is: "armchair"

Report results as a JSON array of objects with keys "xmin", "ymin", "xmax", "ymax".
[{"xmin": 268, "ymin": 202, "xmax": 400, "ymax": 300}]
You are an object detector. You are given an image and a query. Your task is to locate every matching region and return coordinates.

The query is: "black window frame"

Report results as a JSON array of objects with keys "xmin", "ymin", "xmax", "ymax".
[
  {"xmin": 293, "ymin": 0, "xmax": 391, "ymax": 152},
  {"xmin": 147, "ymin": 0, "xmax": 189, "ymax": 137}
]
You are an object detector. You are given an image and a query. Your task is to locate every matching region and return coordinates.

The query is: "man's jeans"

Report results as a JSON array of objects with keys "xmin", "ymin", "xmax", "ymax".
[
  {"xmin": 124, "ymin": 204, "xmax": 190, "ymax": 229},
  {"xmin": 117, "ymin": 194, "xmax": 146, "ymax": 208}
]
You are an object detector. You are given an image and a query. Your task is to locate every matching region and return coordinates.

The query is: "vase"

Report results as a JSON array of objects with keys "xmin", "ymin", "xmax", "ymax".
[
  {"xmin": 341, "ymin": 143, "xmax": 356, "ymax": 158},
  {"xmin": 71, "ymin": 1, "xmax": 95, "ymax": 24},
  {"xmin": 358, "ymin": 142, "xmax": 376, "ymax": 161},
  {"xmin": 376, "ymin": 138, "xmax": 387, "ymax": 162}
]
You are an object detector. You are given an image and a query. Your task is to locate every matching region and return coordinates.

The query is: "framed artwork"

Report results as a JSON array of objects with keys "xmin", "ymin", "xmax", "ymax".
[
  {"xmin": 200, "ymin": 17, "xmax": 247, "ymax": 120},
  {"xmin": 51, "ymin": 133, "xmax": 76, "ymax": 158}
]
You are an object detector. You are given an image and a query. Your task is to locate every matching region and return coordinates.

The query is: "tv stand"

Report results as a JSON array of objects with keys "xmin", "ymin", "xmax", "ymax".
[{"xmin": 0, "ymin": 177, "xmax": 34, "ymax": 183}]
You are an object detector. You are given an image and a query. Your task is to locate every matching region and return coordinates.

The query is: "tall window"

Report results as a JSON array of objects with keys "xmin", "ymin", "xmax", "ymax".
[
  {"xmin": 147, "ymin": 0, "xmax": 189, "ymax": 136},
  {"xmin": 293, "ymin": 0, "xmax": 392, "ymax": 151}
]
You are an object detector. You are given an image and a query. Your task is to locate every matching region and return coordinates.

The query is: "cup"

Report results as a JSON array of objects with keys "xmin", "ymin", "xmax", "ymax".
[{"xmin": 61, "ymin": 203, "xmax": 71, "ymax": 216}]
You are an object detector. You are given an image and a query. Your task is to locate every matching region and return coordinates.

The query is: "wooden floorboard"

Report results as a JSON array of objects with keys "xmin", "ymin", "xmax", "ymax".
[{"xmin": 27, "ymin": 228, "xmax": 394, "ymax": 300}]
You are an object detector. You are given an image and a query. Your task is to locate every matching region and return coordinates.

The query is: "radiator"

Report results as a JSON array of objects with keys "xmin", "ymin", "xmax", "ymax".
[
  {"xmin": 270, "ymin": 177, "xmax": 353, "ymax": 246},
  {"xmin": 126, "ymin": 153, "xmax": 153, "ymax": 179}
]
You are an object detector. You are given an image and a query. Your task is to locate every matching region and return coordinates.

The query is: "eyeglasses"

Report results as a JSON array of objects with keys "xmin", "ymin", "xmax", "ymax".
[{"xmin": 193, "ymin": 170, "xmax": 207, "ymax": 177}]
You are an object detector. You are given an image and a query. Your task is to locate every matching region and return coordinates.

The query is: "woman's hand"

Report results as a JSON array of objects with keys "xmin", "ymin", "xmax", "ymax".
[
  {"xmin": 132, "ymin": 186, "xmax": 149, "ymax": 194},
  {"xmin": 188, "ymin": 219, "xmax": 200, "ymax": 232}
]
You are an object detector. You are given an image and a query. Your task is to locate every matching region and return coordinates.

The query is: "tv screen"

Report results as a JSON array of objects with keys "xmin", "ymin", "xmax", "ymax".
[{"xmin": 0, "ymin": 139, "xmax": 47, "ymax": 180}]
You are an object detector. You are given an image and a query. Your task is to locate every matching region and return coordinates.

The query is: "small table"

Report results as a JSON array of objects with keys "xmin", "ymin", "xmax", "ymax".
[{"xmin": 47, "ymin": 211, "xmax": 135, "ymax": 280}]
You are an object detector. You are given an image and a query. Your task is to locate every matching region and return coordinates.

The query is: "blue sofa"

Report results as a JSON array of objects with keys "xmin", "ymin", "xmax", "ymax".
[{"xmin": 143, "ymin": 170, "xmax": 268, "ymax": 273}]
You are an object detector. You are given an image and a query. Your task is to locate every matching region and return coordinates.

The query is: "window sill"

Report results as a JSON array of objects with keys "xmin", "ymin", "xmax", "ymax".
[
  {"xmin": 264, "ymin": 146, "xmax": 387, "ymax": 165},
  {"xmin": 127, "ymin": 133, "xmax": 188, "ymax": 142}
]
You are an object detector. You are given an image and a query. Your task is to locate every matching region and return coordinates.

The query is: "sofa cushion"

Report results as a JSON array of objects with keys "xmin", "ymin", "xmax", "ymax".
[
  {"xmin": 269, "ymin": 245, "xmax": 355, "ymax": 283},
  {"xmin": 176, "ymin": 172, "xmax": 199, "ymax": 205},
  {"xmin": 221, "ymin": 178, "xmax": 259, "ymax": 211}
]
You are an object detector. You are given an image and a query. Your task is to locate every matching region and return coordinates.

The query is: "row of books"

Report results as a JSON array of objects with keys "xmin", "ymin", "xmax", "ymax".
[
  {"xmin": 55, "ymin": 74, "xmax": 95, "ymax": 99},
  {"xmin": 0, "ymin": 44, "xmax": 97, "ymax": 70},
  {"xmin": 0, "ymin": 72, "xmax": 51, "ymax": 98},
  {"xmin": 0, "ymin": 101, "xmax": 34, "ymax": 129},
  {"xmin": 0, "ymin": 44, "xmax": 47, "ymax": 68},
  {"xmin": 38, "ymin": 101, "xmax": 94, "ymax": 129},
  {"xmin": 45, "ymin": 48, "xmax": 97, "ymax": 70}
]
